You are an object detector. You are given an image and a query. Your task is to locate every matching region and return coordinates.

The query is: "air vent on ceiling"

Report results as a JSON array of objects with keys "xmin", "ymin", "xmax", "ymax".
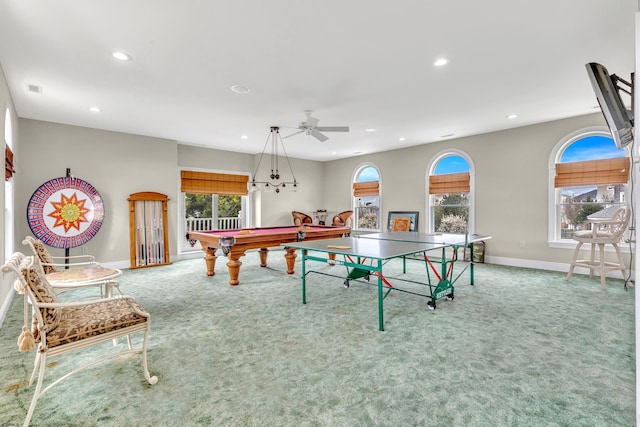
[{"xmin": 25, "ymin": 84, "xmax": 42, "ymax": 94}]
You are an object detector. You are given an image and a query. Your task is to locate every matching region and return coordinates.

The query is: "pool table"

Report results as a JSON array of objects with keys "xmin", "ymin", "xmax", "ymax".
[{"xmin": 188, "ymin": 225, "xmax": 351, "ymax": 286}]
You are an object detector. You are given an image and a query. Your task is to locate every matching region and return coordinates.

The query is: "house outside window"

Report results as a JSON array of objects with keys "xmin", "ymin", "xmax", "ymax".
[
  {"xmin": 549, "ymin": 129, "xmax": 629, "ymax": 245},
  {"xmin": 428, "ymin": 151, "xmax": 473, "ymax": 233},
  {"xmin": 352, "ymin": 164, "xmax": 380, "ymax": 231}
]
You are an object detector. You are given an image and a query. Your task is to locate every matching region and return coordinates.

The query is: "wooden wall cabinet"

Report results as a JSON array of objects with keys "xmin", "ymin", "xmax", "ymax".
[{"xmin": 128, "ymin": 192, "xmax": 171, "ymax": 268}]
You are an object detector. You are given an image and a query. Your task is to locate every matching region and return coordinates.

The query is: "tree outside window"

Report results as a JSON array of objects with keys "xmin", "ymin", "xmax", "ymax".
[
  {"xmin": 556, "ymin": 134, "xmax": 627, "ymax": 240},
  {"xmin": 353, "ymin": 166, "xmax": 380, "ymax": 230},
  {"xmin": 430, "ymin": 154, "xmax": 470, "ymax": 233}
]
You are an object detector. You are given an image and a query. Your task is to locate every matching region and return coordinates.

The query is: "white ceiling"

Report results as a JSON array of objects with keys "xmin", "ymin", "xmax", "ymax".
[{"xmin": 0, "ymin": 1, "xmax": 636, "ymax": 161}]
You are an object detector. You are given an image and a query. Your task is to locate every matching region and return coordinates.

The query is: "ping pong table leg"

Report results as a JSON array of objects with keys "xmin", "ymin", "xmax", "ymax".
[
  {"xmin": 377, "ymin": 259, "xmax": 384, "ymax": 331},
  {"xmin": 302, "ymin": 249, "xmax": 307, "ymax": 305},
  {"xmin": 469, "ymin": 243, "xmax": 475, "ymax": 286}
]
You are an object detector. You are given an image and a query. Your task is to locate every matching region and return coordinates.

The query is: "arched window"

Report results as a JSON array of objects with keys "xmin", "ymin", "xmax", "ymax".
[
  {"xmin": 352, "ymin": 164, "xmax": 381, "ymax": 231},
  {"xmin": 548, "ymin": 128, "xmax": 629, "ymax": 244},
  {"xmin": 427, "ymin": 150, "xmax": 474, "ymax": 233}
]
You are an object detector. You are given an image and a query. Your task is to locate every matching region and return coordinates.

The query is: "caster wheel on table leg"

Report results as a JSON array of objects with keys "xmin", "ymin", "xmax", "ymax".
[
  {"xmin": 343, "ymin": 280, "xmax": 350, "ymax": 289},
  {"xmin": 427, "ymin": 300, "xmax": 436, "ymax": 310},
  {"xmin": 446, "ymin": 293, "xmax": 454, "ymax": 301}
]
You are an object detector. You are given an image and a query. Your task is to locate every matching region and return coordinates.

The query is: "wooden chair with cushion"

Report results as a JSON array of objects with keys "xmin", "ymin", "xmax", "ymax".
[
  {"xmin": 23, "ymin": 236, "xmax": 122, "ymax": 297},
  {"xmin": 1, "ymin": 253, "xmax": 158, "ymax": 427},
  {"xmin": 292, "ymin": 211, "xmax": 313, "ymax": 226},
  {"xmin": 331, "ymin": 210, "xmax": 353, "ymax": 228},
  {"xmin": 565, "ymin": 206, "xmax": 631, "ymax": 289}
]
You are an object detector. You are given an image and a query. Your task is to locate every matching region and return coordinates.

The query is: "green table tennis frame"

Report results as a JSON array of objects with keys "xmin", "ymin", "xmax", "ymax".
[{"xmin": 298, "ymin": 242, "xmax": 478, "ymax": 331}]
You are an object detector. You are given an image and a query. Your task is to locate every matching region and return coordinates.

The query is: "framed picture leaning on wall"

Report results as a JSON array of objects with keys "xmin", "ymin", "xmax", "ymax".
[{"xmin": 387, "ymin": 211, "xmax": 419, "ymax": 232}]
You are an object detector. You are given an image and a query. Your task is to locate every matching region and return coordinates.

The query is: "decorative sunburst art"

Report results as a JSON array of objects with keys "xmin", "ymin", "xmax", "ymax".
[{"xmin": 27, "ymin": 177, "xmax": 104, "ymax": 248}]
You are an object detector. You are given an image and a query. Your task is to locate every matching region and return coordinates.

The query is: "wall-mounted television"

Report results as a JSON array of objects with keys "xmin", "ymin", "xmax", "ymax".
[{"xmin": 585, "ymin": 62, "xmax": 634, "ymax": 148}]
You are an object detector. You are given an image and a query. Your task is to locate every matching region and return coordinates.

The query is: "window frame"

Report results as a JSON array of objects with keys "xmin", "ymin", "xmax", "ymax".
[
  {"xmin": 426, "ymin": 149, "xmax": 475, "ymax": 234},
  {"xmin": 547, "ymin": 127, "xmax": 631, "ymax": 248},
  {"xmin": 351, "ymin": 162, "xmax": 382, "ymax": 232}
]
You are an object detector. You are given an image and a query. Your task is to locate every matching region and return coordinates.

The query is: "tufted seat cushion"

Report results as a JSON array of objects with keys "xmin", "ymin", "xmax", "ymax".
[
  {"xmin": 44, "ymin": 298, "xmax": 148, "ymax": 348},
  {"xmin": 30, "ymin": 239, "xmax": 57, "ymax": 274},
  {"xmin": 572, "ymin": 230, "xmax": 616, "ymax": 243},
  {"xmin": 20, "ymin": 257, "xmax": 60, "ymax": 338}
]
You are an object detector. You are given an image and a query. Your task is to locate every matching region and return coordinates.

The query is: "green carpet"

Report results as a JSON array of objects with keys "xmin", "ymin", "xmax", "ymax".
[{"xmin": 0, "ymin": 250, "xmax": 635, "ymax": 426}]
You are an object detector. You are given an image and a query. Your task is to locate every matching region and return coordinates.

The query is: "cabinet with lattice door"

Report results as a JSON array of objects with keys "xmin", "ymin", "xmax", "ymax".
[{"xmin": 128, "ymin": 192, "xmax": 171, "ymax": 268}]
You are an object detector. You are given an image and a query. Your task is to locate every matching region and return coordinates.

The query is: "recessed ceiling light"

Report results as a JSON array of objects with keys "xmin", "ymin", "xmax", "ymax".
[
  {"xmin": 231, "ymin": 85, "xmax": 250, "ymax": 94},
  {"xmin": 331, "ymin": 151, "xmax": 337, "ymax": 155},
  {"xmin": 241, "ymin": 135, "xmax": 248, "ymax": 139},
  {"xmin": 111, "ymin": 51, "xmax": 132, "ymax": 61},
  {"xmin": 365, "ymin": 128, "xmax": 376, "ymax": 132},
  {"xmin": 506, "ymin": 114, "xmax": 518, "ymax": 119},
  {"xmin": 89, "ymin": 107, "xmax": 102, "ymax": 113},
  {"xmin": 434, "ymin": 58, "xmax": 448, "ymax": 66},
  {"xmin": 399, "ymin": 137, "xmax": 405, "ymax": 142}
]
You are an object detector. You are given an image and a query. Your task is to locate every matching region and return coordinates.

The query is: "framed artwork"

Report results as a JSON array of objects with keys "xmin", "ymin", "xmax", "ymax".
[
  {"xmin": 27, "ymin": 176, "xmax": 105, "ymax": 248},
  {"xmin": 387, "ymin": 211, "xmax": 419, "ymax": 232},
  {"xmin": 464, "ymin": 241, "xmax": 486, "ymax": 263}
]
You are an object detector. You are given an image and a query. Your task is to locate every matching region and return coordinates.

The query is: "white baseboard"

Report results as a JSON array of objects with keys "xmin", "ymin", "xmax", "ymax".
[{"xmin": 485, "ymin": 255, "xmax": 635, "ymax": 282}]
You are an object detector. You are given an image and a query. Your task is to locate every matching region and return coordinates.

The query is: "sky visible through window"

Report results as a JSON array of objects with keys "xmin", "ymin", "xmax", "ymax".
[
  {"xmin": 434, "ymin": 155, "xmax": 469, "ymax": 174},
  {"xmin": 560, "ymin": 135, "xmax": 623, "ymax": 162},
  {"xmin": 357, "ymin": 166, "xmax": 379, "ymax": 182},
  {"xmin": 560, "ymin": 134, "xmax": 624, "ymax": 197}
]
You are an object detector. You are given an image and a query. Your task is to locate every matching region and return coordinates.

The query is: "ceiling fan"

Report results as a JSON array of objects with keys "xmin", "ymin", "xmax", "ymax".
[{"xmin": 283, "ymin": 111, "xmax": 349, "ymax": 142}]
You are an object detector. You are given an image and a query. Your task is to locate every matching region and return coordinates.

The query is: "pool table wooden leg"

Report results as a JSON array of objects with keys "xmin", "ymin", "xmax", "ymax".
[
  {"xmin": 227, "ymin": 253, "xmax": 243, "ymax": 286},
  {"xmin": 259, "ymin": 248, "xmax": 269, "ymax": 267},
  {"xmin": 204, "ymin": 248, "xmax": 217, "ymax": 276},
  {"xmin": 285, "ymin": 247, "xmax": 297, "ymax": 274}
]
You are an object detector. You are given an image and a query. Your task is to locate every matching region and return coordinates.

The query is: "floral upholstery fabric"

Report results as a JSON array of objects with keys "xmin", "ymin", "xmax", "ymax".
[
  {"xmin": 20, "ymin": 258, "xmax": 60, "ymax": 339},
  {"xmin": 31, "ymin": 240, "xmax": 57, "ymax": 274},
  {"xmin": 45, "ymin": 298, "xmax": 147, "ymax": 348}
]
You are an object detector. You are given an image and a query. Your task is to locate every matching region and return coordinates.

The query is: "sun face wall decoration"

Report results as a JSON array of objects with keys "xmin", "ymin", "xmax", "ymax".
[{"xmin": 27, "ymin": 176, "xmax": 105, "ymax": 248}]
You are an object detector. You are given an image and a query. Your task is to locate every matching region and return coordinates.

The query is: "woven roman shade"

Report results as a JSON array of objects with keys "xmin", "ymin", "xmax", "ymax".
[
  {"xmin": 554, "ymin": 157, "xmax": 630, "ymax": 187},
  {"xmin": 181, "ymin": 171, "xmax": 249, "ymax": 195},
  {"xmin": 5, "ymin": 145, "xmax": 14, "ymax": 181},
  {"xmin": 429, "ymin": 172, "xmax": 470, "ymax": 194},
  {"xmin": 353, "ymin": 181, "xmax": 379, "ymax": 197}
]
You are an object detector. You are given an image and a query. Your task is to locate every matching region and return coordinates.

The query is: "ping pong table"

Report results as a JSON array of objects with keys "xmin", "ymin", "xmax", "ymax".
[{"xmin": 284, "ymin": 232, "xmax": 491, "ymax": 331}]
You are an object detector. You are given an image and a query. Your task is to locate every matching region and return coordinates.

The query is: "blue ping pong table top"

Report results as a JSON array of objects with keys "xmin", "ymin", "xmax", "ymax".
[{"xmin": 284, "ymin": 233, "xmax": 490, "ymax": 260}]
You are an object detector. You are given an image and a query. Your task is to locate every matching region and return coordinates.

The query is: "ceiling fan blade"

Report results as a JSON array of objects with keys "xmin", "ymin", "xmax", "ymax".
[
  {"xmin": 283, "ymin": 130, "xmax": 304, "ymax": 139},
  {"xmin": 310, "ymin": 130, "xmax": 329, "ymax": 142},
  {"xmin": 317, "ymin": 126, "xmax": 349, "ymax": 132}
]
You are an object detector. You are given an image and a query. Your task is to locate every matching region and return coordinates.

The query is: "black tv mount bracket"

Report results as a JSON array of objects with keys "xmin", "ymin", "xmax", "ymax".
[{"xmin": 611, "ymin": 72, "xmax": 634, "ymax": 124}]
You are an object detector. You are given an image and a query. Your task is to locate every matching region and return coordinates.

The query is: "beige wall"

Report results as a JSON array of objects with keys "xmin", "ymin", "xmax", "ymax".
[
  {"xmin": 177, "ymin": 144, "xmax": 327, "ymax": 227},
  {"xmin": 323, "ymin": 112, "xmax": 612, "ymax": 269},
  {"xmin": 16, "ymin": 119, "xmax": 178, "ymax": 264},
  {"xmin": 12, "ymin": 111, "xmax": 620, "ymax": 271}
]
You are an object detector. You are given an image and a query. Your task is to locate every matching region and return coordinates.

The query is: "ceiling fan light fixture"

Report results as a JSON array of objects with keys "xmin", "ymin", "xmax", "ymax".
[
  {"xmin": 283, "ymin": 111, "xmax": 350, "ymax": 142},
  {"xmin": 434, "ymin": 58, "xmax": 448, "ymax": 66}
]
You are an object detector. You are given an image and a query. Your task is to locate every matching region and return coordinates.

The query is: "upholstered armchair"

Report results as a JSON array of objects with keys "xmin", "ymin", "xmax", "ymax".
[
  {"xmin": 292, "ymin": 211, "xmax": 313, "ymax": 226},
  {"xmin": 1, "ymin": 253, "xmax": 157, "ymax": 427},
  {"xmin": 565, "ymin": 206, "xmax": 631, "ymax": 289},
  {"xmin": 332, "ymin": 210, "xmax": 353, "ymax": 228},
  {"xmin": 23, "ymin": 236, "xmax": 122, "ymax": 297}
]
